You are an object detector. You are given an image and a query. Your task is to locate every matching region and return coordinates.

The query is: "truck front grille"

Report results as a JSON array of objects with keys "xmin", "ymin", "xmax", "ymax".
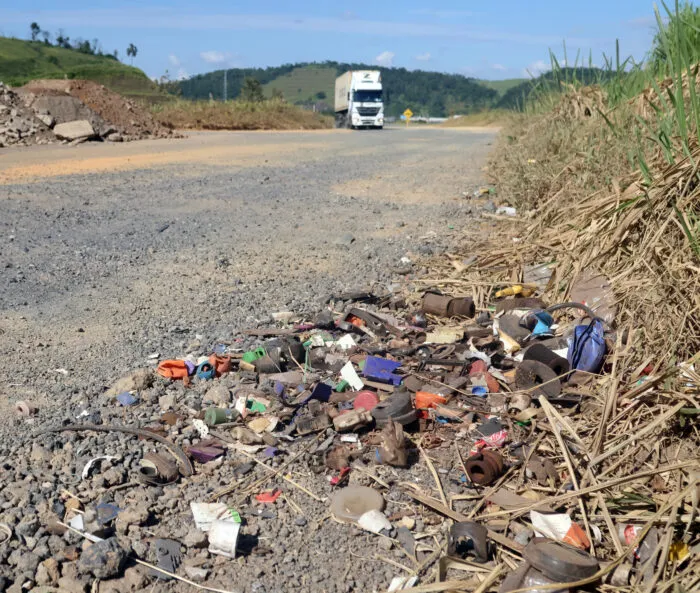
[{"xmin": 357, "ymin": 107, "xmax": 380, "ymax": 116}]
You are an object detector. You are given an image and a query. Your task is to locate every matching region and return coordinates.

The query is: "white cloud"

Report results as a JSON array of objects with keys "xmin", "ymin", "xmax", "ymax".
[
  {"xmin": 200, "ymin": 50, "xmax": 230, "ymax": 64},
  {"xmin": 168, "ymin": 54, "xmax": 181, "ymax": 67},
  {"xmin": 176, "ymin": 68, "xmax": 189, "ymax": 80},
  {"xmin": 415, "ymin": 52, "xmax": 431, "ymax": 62},
  {"xmin": 492, "ymin": 63, "xmax": 506, "ymax": 71},
  {"xmin": 375, "ymin": 51, "xmax": 395, "ymax": 67},
  {"xmin": 523, "ymin": 60, "xmax": 549, "ymax": 77}
]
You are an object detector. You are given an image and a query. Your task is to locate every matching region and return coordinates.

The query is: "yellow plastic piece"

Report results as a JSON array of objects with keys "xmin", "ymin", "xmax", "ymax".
[
  {"xmin": 669, "ymin": 541, "xmax": 690, "ymax": 562},
  {"xmin": 495, "ymin": 285, "xmax": 536, "ymax": 298}
]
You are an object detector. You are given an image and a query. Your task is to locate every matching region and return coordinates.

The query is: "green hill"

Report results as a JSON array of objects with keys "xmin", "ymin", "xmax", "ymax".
[
  {"xmin": 0, "ymin": 36, "xmax": 162, "ymax": 99},
  {"xmin": 263, "ymin": 66, "xmax": 336, "ymax": 104},
  {"xmin": 178, "ymin": 61, "xmax": 499, "ymax": 117},
  {"xmin": 476, "ymin": 78, "xmax": 527, "ymax": 96}
]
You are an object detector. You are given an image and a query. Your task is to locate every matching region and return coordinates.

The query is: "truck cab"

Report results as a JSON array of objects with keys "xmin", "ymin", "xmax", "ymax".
[{"xmin": 335, "ymin": 70, "xmax": 384, "ymax": 129}]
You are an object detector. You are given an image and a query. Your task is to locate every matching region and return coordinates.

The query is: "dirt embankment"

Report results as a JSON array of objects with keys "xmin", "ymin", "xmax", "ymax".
[{"xmin": 0, "ymin": 79, "xmax": 174, "ymax": 147}]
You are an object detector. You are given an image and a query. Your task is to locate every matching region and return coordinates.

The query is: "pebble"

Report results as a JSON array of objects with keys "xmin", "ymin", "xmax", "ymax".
[{"xmin": 77, "ymin": 537, "xmax": 127, "ymax": 578}]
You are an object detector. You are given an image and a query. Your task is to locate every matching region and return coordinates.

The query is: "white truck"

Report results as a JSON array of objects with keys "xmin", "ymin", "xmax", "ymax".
[{"xmin": 334, "ymin": 70, "xmax": 384, "ymax": 129}]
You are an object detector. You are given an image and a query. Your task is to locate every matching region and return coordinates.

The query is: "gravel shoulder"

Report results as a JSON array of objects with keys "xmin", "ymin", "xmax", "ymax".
[{"xmin": 0, "ymin": 127, "xmax": 496, "ymax": 592}]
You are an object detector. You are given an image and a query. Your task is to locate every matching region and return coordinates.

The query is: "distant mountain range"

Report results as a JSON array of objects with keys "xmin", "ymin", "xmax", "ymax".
[{"xmin": 176, "ymin": 61, "xmax": 529, "ymax": 117}]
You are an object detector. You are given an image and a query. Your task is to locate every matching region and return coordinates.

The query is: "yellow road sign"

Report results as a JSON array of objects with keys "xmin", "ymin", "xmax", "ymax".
[{"xmin": 403, "ymin": 108, "xmax": 413, "ymax": 119}]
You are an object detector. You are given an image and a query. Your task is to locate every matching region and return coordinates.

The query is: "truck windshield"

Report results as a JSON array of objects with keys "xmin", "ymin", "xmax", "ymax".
[{"xmin": 353, "ymin": 90, "xmax": 382, "ymax": 103}]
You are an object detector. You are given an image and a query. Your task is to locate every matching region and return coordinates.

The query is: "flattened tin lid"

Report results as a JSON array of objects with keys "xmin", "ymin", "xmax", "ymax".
[{"xmin": 523, "ymin": 538, "xmax": 599, "ymax": 582}]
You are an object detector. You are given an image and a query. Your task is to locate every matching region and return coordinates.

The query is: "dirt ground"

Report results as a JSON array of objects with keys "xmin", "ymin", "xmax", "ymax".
[{"xmin": 0, "ymin": 127, "xmax": 497, "ymax": 592}]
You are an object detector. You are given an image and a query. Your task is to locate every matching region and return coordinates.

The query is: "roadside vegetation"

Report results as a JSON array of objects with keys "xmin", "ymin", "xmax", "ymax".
[
  {"xmin": 482, "ymin": 0, "xmax": 700, "ymax": 374},
  {"xmin": 150, "ymin": 96, "xmax": 332, "ymax": 131}
]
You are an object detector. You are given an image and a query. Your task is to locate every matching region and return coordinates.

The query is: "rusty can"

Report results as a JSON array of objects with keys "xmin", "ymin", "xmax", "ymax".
[
  {"xmin": 464, "ymin": 450, "xmax": 504, "ymax": 486},
  {"xmin": 447, "ymin": 297, "xmax": 476, "ymax": 318},
  {"xmin": 421, "ymin": 292, "xmax": 452, "ymax": 317}
]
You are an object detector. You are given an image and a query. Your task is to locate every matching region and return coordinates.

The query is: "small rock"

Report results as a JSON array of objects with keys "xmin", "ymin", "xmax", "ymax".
[
  {"xmin": 16, "ymin": 515, "xmax": 40, "ymax": 538},
  {"xmin": 102, "ymin": 467, "xmax": 125, "ymax": 487},
  {"xmin": 378, "ymin": 537, "xmax": 393, "ymax": 551},
  {"xmin": 11, "ymin": 549, "xmax": 40, "ymax": 573},
  {"xmin": 294, "ymin": 516, "xmax": 307, "ymax": 527},
  {"xmin": 335, "ymin": 233, "xmax": 355, "ymax": 247},
  {"xmin": 184, "ymin": 564, "xmax": 209, "ymax": 581},
  {"xmin": 36, "ymin": 113, "xmax": 55, "ymax": 128},
  {"xmin": 77, "ymin": 537, "xmax": 127, "ymax": 578},
  {"xmin": 483, "ymin": 200, "xmax": 497, "ymax": 213},
  {"xmin": 106, "ymin": 368, "xmax": 154, "ymax": 396},
  {"xmin": 35, "ymin": 557, "xmax": 60, "ymax": 585},
  {"xmin": 159, "ymin": 392, "xmax": 176, "ymax": 410},
  {"xmin": 123, "ymin": 566, "xmax": 147, "ymax": 589},
  {"xmin": 115, "ymin": 504, "xmax": 149, "ymax": 534},
  {"xmin": 183, "ymin": 529, "xmax": 208, "ymax": 549},
  {"xmin": 58, "ymin": 576, "xmax": 88, "ymax": 592},
  {"xmin": 203, "ymin": 384, "xmax": 231, "ymax": 405}
]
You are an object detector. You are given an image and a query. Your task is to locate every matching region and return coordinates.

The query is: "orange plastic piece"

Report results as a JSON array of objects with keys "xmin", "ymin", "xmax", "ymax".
[
  {"xmin": 255, "ymin": 489, "xmax": 282, "ymax": 504},
  {"xmin": 157, "ymin": 360, "xmax": 189, "ymax": 380},
  {"xmin": 208, "ymin": 354, "xmax": 232, "ymax": 376},
  {"xmin": 415, "ymin": 391, "xmax": 447, "ymax": 409},
  {"xmin": 562, "ymin": 522, "xmax": 591, "ymax": 550}
]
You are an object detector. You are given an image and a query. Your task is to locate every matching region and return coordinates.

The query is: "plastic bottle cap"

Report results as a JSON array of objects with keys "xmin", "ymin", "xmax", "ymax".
[{"xmin": 353, "ymin": 390, "xmax": 380, "ymax": 411}]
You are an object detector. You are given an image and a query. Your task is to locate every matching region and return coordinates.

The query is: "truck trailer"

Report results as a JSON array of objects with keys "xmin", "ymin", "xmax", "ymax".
[{"xmin": 334, "ymin": 70, "xmax": 384, "ymax": 129}]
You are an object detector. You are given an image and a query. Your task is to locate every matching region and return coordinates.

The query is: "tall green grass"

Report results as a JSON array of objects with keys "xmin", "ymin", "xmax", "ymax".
[{"xmin": 517, "ymin": 1, "xmax": 700, "ymax": 247}]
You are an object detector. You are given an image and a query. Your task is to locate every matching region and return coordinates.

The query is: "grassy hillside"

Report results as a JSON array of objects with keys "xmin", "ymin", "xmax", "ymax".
[
  {"xmin": 476, "ymin": 78, "xmax": 526, "ymax": 95},
  {"xmin": 178, "ymin": 61, "xmax": 498, "ymax": 117},
  {"xmin": 262, "ymin": 66, "xmax": 336, "ymax": 104},
  {"xmin": 0, "ymin": 37, "xmax": 162, "ymax": 99}
]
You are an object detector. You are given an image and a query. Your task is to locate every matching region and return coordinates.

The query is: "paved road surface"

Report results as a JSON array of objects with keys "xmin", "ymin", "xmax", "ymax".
[
  {"xmin": 0, "ymin": 126, "xmax": 497, "ymax": 591},
  {"xmin": 0, "ymin": 127, "xmax": 496, "ymax": 414}
]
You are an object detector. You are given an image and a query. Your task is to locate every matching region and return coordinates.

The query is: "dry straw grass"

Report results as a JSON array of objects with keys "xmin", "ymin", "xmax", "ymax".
[
  {"xmin": 151, "ymin": 98, "xmax": 332, "ymax": 131},
  {"xmin": 411, "ymin": 82, "xmax": 700, "ymax": 591}
]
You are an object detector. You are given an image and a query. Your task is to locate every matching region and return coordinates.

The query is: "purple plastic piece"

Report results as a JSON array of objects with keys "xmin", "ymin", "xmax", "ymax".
[
  {"xmin": 188, "ymin": 445, "xmax": 224, "ymax": 464},
  {"xmin": 274, "ymin": 381, "xmax": 285, "ymax": 396},
  {"xmin": 362, "ymin": 356, "xmax": 403, "ymax": 386},
  {"xmin": 184, "ymin": 360, "xmax": 196, "ymax": 375},
  {"xmin": 306, "ymin": 383, "xmax": 332, "ymax": 403},
  {"xmin": 116, "ymin": 392, "xmax": 138, "ymax": 406},
  {"xmin": 264, "ymin": 447, "xmax": 279, "ymax": 458}
]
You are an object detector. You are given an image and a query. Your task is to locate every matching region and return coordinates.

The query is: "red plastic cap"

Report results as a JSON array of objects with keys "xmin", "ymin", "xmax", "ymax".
[{"xmin": 353, "ymin": 390, "xmax": 380, "ymax": 412}]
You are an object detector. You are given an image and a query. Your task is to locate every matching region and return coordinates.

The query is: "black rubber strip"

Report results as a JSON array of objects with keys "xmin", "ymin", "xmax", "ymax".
[
  {"xmin": 523, "ymin": 343, "xmax": 570, "ymax": 377},
  {"xmin": 514, "ymin": 359, "xmax": 562, "ymax": 398}
]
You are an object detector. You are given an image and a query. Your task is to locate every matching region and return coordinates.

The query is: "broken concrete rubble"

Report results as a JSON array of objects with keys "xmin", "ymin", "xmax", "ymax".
[
  {"xmin": 53, "ymin": 120, "xmax": 95, "ymax": 141},
  {"xmin": 0, "ymin": 78, "xmax": 175, "ymax": 148}
]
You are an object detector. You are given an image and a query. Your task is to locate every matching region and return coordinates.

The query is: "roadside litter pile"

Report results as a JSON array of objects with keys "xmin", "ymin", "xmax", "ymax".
[
  {"xmin": 0, "ymin": 79, "xmax": 173, "ymax": 147},
  {"xmin": 4, "ymin": 239, "xmax": 698, "ymax": 593}
]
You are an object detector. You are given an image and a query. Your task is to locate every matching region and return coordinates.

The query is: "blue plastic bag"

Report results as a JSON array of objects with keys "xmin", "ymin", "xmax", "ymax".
[{"xmin": 567, "ymin": 318, "xmax": 606, "ymax": 373}]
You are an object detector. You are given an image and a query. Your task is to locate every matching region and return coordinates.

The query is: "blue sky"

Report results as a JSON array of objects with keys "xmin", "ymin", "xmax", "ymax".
[{"xmin": 3, "ymin": 1, "xmax": 659, "ymax": 80}]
